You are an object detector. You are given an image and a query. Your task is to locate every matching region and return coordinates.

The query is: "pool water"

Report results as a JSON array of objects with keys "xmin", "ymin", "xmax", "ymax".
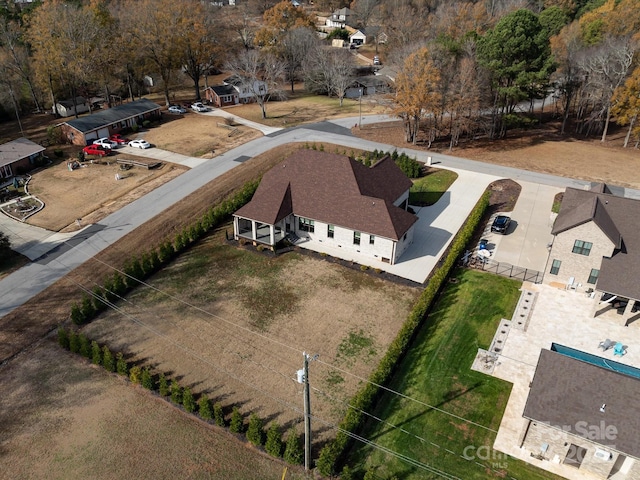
[{"xmin": 551, "ymin": 343, "xmax": 640, "ymax": 379}]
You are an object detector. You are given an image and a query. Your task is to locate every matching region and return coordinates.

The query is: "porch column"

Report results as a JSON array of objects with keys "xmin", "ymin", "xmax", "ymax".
[
  {"xmin": 623, "ymin": 299, "xmax": 637, "ymax": 326},
  {"xmin": 251, "ymin": 220, "xmax": 257, "ymax": 241},
  {"xmin": 269, "ymin": 225, "xmax": 275, "ymax": 245},
  {"xmin": 233, "ymin": 216, "xmax": 239, "ymax": 240}
]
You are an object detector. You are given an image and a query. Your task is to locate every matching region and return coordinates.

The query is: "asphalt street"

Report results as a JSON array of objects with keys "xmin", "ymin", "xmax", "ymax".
[{"xmin": 2, "ymin": 115, "xmax": 639, "ymax": 318}]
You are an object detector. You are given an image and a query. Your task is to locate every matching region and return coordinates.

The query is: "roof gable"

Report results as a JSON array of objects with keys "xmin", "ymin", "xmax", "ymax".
[
  {"xmin": 234, "ymin": 150, "xmax": 417, "ymax": 240},
  {"xmin": 64, "ymin": 99, "xmax": 161, "ymax": 133}
]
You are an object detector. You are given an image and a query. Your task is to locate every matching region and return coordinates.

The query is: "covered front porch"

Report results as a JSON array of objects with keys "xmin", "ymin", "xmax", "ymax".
[{"xmin": 233, "ymin": 216, "xmax": 286, "ymax": 246}]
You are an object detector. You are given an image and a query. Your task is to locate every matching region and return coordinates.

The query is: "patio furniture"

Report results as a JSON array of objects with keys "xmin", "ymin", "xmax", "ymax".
[
  {"xmin": 598, "ymin": 339, "xmax": 615, "ymax": 351},
  {"xmin": 614, "ymin": 342, "xmax": 626, "ymax": 356}
]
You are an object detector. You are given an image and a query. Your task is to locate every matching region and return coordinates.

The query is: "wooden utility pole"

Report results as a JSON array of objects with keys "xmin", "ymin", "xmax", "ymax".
[{"xmin": 303, "ymin": 352, "xmax": 311, "ymax": 471}]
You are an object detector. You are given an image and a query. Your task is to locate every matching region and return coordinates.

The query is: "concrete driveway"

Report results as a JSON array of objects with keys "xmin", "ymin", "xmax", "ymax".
[{"xmin": 488, "ymin": 181, "xmax": 563, "ymax": 273}]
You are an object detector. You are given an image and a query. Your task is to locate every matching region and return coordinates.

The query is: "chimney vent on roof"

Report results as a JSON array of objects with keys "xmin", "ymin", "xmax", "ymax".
[{"xmin": 600, "ymin": 404, "xmax": 606, "ymax": 413}]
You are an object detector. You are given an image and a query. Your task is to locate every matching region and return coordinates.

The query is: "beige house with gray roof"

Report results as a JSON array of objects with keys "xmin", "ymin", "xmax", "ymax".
[
  {"xmin": 233, "ymin": 150, "xmax": 418, "ymax": 265},
  {"xmin": 547, "ymin": 184, "xmax": 640, "ymax": 324}
]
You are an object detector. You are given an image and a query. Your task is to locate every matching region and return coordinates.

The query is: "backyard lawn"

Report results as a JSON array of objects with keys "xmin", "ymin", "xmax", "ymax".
[{"xmin": 347, "ymin": 269, "xmax": 562, "ymax": 480}]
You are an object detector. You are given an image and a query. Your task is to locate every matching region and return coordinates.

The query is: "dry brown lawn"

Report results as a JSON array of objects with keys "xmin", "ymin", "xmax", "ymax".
[
  {"xmin": 82, "ymin": 230, "xmax": 420, "ymax": 447},
  {"xmin": 143, "ymin": 114, "xmax": 262, "ymax": 157},
  {"xmin": 0, "ymin": 341, "xmax": 310, "ymax": 480}
]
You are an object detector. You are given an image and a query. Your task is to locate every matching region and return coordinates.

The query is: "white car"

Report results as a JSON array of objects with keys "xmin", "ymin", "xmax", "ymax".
[
  {"xmin": 128, "ymin": 139, "xmax": 151, "ymax": 149},
  {"xmin": 93, "ymin": 137, "xmax": 116, "ymax": 149},
  {"xmin": 168, "ymin": 105, "xmax": 187, "ymax": 114},
  {"xmin": 191, "ymin": 102, "xmax": 208, "ymax": 112}
]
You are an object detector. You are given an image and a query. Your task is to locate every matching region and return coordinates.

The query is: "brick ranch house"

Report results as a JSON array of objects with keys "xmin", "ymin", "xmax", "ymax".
[
  {"xmin": 203, "ymin": 84, "xmax": 238, "ymax": 107},
  {"xmin": 520, "ymin": 347, "xmax": 640, "ymax": 479},
  {"xmin": 233, "ymin": 150, "xmax": 418, "ymax": 265},
  {"xmin": 546, "ymin": 183, "xmax": 640, "ymax": 325},
  {"xmin": 0, "ymin": 137, "xmax": 46, "ymax": 178},
  {"xmin": 61, "ymin": 99, "xmax": 161, "ymax": 146}
]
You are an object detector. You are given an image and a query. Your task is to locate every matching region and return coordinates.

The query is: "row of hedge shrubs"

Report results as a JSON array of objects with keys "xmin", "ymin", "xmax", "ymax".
[
  {"xmin": 69, "ymin": 179, "xmax": 260, "ymax": 326},
  {"xmin": 316, "ymin": 190, "xmax": 491, "ymax": 477},
  {"xmin": 57, "ymin": 327, "xmax": 304, "ymax": 465}
]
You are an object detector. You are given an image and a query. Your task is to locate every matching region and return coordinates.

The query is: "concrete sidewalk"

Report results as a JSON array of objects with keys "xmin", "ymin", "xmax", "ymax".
[{"xmin": 117, "ymin": 144, "xmax": 209, "ymax": 168}]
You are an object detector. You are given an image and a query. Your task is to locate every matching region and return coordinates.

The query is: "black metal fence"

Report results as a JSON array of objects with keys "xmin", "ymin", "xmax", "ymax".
[{"xmin": 468, "ymin": 257, "xmax": 544, "ymax": 284}]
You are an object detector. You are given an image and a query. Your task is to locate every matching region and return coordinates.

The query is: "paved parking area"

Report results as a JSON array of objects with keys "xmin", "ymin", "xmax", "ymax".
[{"xmin": 481, "ymin": 181, "xmax": 562, "ymax": 273}]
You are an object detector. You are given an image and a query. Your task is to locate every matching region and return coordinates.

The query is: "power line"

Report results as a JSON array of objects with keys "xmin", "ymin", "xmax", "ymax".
[
  {"xmin": 68, "ymin": 277, "xmax": 470, "ymax": 480},
  {"xmin": 50, "ymin": 239, "xmax": 500, "ymax": 434}
]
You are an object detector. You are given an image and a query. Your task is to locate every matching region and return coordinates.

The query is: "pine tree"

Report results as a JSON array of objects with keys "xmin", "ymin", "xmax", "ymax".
[
  {"xmin": 111, "ymin": 272, "xmax": 127, "ymax": 296},
  {"xmin": 91, "ymin": 341, "xmax": 102, "ymax": 365},
  {"xmin": 229, "ymin": 407, "xmax": 243, "ymax": 433},
  {"xmin": 116, "ymin": 352, "xmax": 128, "ymax": 376},
  {"xmin": 57, "ymin": 327, "xmax": 69, "ymax": 350},
  {"xmin": 265, "ymin": 422, "xmax": 283, "ymax": 457},
  {"xmin": 129, "ymin": 366, "xmax": 142, "ymax": 384},
  {"xmin": 158, "ymin": 373, "xmax": 169, "ymax": 396},
  {"xmin": 170, "ymin": 380, "xmax": 182, "ymax": 404},
  {"xmin": 102, "ymin": 346, "xmax": 115, "ymax": 372},
  {"xmin": 92, "ymin": 286, "xmax": 106, "ymax": 313},
  {"xmin": 68, "ymin": 330, "xmax": 80, "ymax": 353},
  {"xmin": 182, "ymin": 387, "xmax": 195, "ymax": 413},
  {"xmin": 199, "ymin": 394, "xmax": 213, "ymax": 420},
  {"xmin": 213, "ymin": 402, "xmax": 225, "ymax": 427},
  {"xmin": 341, "ymin": 465, "xmax": 354, "ymax": 480},
  {"xmin": 141, "ymin": 367, "xmax": 154, "ymax": 390},
  {"xmin": 81, "ymin": 294, "xmax": 96, "ymax": 321},
  {"xmin": 78, "ymin": 333, "xmax": 91, "ymax": 358},
  {"xmin": 70, "ymin": 302, "xmax": 85, "ymax": 325},
  {"xmin": 284, "ymin": 429, "xmax": 303, "ymax": 465},
  {"xmin": 246, "ymin": 414, "xmax": 264, "ymax": 446}
]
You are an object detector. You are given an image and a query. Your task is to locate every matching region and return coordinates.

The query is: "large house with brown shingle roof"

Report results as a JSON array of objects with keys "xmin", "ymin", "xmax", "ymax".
[
  {"xmin": 520, "ymin": 347, "xmax": 640, "ymax": 479},
  {"xmin": 233, "ymin": 150, "xmax": 418, "ymax": 265},
  {"xmin": 547, "ymin": 184, "xmax": 640, "ymax": 324}
]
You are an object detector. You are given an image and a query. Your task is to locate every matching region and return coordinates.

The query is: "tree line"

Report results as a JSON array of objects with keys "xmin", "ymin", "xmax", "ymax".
[{"xmin": 1, "ymin": 0, "xmax": 639, "ymax": 146}]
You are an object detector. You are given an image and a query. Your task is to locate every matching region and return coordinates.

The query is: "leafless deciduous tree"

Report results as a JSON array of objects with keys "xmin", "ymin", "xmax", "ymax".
[
  {"xmin": 578, "ymin": 36, "xmax": 636, "ymax": 141},
  {"xmin": 225, "ymin": 49, "xmax": 285, "ymax": 118},
  {"xmin": 304, "ymin": 47, "xmax": 355, "ymax": 106}
]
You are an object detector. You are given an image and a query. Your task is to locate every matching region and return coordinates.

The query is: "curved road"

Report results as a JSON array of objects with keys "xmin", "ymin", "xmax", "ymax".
[{"xmin": 0, "ymin": 114, "xmax": 636, "ymax": 318}]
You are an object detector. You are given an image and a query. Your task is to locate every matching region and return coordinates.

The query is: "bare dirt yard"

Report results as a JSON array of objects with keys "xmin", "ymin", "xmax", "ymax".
[
  {"xmin": 354, "ymin": 116, "xmax": 640, "ymax": 190},
  {"xmin": 82, "ymin": 229, "xmax": 420, "ymax": 447}
]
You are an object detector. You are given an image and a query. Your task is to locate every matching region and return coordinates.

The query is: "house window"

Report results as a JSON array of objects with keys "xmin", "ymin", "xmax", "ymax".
[
  {"xmin": 327, "ymin": 225, "xmax": 334, "ymax": 238},
  {"xmin": 572, "ymin": 240, "xmax": 592, "ymax": 256},
  {"xmin": 550, "ymin": 259, "xmax": 561, "ymax": 275},
  {"xmin": 298, "ymin": 217, "xmax": 314, "ymax": 232},
  {"xmin": 587, "ymin": 268, "xmax": 600, "ymax": 284},
  {"xmin": 353, "ymin": 232, "xmax": 361, "ymax": 245},
  {"xmin": 369, "ymin": 235, "xmax": 375, "ymax": 245}
]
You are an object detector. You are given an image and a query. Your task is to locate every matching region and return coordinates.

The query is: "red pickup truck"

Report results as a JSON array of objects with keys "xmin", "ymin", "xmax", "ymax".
[
  {"xmin": 109, "ymin": 133, "xmax": 130, "ymax": 145},
  {"xmin": 82, "ymin": 144, "xmax": 111, "ymax": 157}
]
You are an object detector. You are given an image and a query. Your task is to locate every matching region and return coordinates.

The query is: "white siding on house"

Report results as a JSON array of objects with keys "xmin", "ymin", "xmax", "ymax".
[{"xmin": 295, "ymin": 218, "xmax": 397, "ymax": 263}]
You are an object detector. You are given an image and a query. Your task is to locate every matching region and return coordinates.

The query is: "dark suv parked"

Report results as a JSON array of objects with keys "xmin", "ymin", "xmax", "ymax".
[{"xmin": 491, "ymin": 215, "xmax": 511, "ymax": 234}]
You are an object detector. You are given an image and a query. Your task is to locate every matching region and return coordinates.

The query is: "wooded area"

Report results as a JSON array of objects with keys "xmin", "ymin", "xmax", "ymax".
[{"xmin": 1, "ymin": 0, "xmax": 639, "ymax": 146}]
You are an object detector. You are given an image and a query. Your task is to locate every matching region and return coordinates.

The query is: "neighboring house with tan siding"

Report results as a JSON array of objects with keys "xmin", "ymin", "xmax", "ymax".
[
  {"xmin": 547, "ymin": 184, "xmax": 640, "ymax": 324},
  {"xmin": 233, "ymin": 150, "xmax": 418, "ymax": 266}
]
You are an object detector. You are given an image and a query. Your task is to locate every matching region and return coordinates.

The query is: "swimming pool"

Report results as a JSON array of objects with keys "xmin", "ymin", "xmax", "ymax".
[{"xmin": 551, "ymin": 343, "xmax": 640, "ymax": 380}]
